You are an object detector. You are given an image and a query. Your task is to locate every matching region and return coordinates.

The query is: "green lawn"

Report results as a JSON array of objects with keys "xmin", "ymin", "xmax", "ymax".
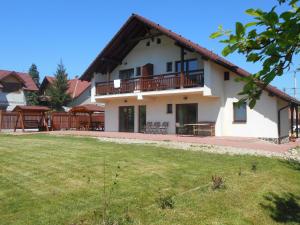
[{"xmin": 0, "ymin": 134, "xmax": 299, "ymax": 225}]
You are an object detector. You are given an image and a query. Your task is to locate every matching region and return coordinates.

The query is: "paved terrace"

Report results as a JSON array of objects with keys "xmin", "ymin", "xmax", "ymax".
[{"xmin": 41, "ymin": 131, "xmax": 300, "ymax": 153}]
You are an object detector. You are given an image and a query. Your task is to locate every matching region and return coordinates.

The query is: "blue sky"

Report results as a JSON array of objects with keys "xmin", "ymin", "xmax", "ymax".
[{"xmin": 0, "ymin": 0, "xmax": 297, "ymax": 97}]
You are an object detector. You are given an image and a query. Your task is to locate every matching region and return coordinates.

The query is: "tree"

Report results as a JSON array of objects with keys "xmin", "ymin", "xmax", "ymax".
[
  {"xmin": 25, "ymin": 64, "xmax": 40, "ymax": 105},
  {"xmin": 47, "ymin": 62, "xmax": 71, "ymax": 111},
  {"xmin": 210, "ymin": 0, "xmax": 300, "ymax": 108}
]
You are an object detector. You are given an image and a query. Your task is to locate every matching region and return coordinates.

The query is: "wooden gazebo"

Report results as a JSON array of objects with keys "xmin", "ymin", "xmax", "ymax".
[
  {"xmin": 69, "ymin": 104, "xmax": 104, "ymax": 130},
  {"xmin": 12, "ymin": 105, "xmax": 50, "ymax": 132}
]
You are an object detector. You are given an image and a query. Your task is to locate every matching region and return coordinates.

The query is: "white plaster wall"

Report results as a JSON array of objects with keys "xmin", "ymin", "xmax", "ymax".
[
  {"xmin": 0, "ymin": 90, "xmax": 26, "ymax": 111},
  {"xmin": 278, "ymin": 99, "xmax": 290, "ymax": 138},
  {"xmin": 103, "ymin": 94, "xmax": 221, "ymax": 134},
  {"xmin": 91, "ymin": 34, "xmax": 292, "ymax": 139},
  {"xmin": 68, "ymin": 87, "xmax": 91, "ymax": 107},
  {"xmin": 92, "ymin": 35, "xmax": 204, "ymax": 86}
]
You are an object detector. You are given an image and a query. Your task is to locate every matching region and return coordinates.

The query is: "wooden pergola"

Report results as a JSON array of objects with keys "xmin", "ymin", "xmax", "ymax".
[
  {"xmin": 69, "ymin": 104, "xmax": 104, "ymax": 130},
  {"xmin": 12, "ymin": 105, "xmax": 50, "ymax": 132}
]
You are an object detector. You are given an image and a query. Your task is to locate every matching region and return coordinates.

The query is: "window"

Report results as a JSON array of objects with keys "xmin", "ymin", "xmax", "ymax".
[
  {"xmin": 224, "ymin": 72, "xmax": 230, "ymax": 80},
  {"xmin": 166, "ymin": 62, "xmax": 173, "ymax": 72},
  {"xmin": 156, "ymin": 38, "xmax": 161, "ymax": 44},
  {"xmin": 175, "ymin": 59, "xmax": 198, "ymax": 72},
  {"xmin": 136, "ymin": 67, "xmax": 141, "ymax": 76},
  {"xmin": 167, "ymin": 104, "xmax": 173, "ymax": 114},
  {"xmin": 119, "ymin": 68, "xmax": 134, "ymax": 80},
  {"xmin": 233, "ymin": 102, "xmax": 247, "ymax": 122}
]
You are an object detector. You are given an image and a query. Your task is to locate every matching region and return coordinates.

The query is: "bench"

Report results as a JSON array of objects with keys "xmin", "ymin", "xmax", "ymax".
[{"xmin": 24, "ymin": 120, "xmax": 40, "ymax": 129}]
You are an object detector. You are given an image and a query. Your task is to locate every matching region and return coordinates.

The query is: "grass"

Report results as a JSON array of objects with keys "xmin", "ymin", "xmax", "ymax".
[{"xmin": 0, "ymin": 134, "xmax": 299, "ymax": 225}]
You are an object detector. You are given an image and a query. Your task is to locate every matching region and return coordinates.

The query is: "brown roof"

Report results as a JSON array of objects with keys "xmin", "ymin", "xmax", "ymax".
[
  {"xmin": 40, "ymin": 76, "xmax": 90, "ymax": 99},
  {"xmin": 12, "ymin": 105, "xmax": 50, "ymax": 112},
  {"xmin": 0, "ymin": 70, "xmax": 38, "ymax": 91},
  {"xmin": 70, "ymin": 104, "xmax": 104, "ymax": 113},
  {"xmin": 80, "ymin": 14, "xmax": 300, "ymax": 105}
]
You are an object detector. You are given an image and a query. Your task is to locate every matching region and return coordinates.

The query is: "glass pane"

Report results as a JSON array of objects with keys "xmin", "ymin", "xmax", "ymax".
[
  {"xmin": 188, "ymin": 59, "xmax": 198, "ymax": 71},
  {"xmin": 234, "ymin": 103, "xmax": 246, "ymax": 121},
  {"xmin": 119, "ymin": 69, "xmax": 134, "ymax": 79}
]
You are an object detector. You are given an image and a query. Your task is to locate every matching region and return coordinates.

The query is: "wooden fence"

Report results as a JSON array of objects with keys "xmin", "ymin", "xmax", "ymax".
[{"xmin": 0, "ymin": 111, "xmax": 104, "ymax": 131}]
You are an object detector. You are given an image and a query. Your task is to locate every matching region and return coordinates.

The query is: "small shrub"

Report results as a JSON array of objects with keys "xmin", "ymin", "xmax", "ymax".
[
  {"xmin": 251, "ymin": 162, "xmax": 258, "ymax": 172},
  {"xmin": 156, "ymin": 193, "xmax": 175, "ymax": 209},
  {"xmin": 211, "ymin": 175, "xmax": 225, "ymax": 190},
  {"xmin": 238, "ymin": 167, "xmax": 242, "ymax": 176}
]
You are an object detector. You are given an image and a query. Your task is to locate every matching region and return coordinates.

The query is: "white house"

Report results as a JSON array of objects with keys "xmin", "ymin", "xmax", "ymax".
[
  {"xmin": 39, "ymin": 76, "xmax": 91, "ymax": 108},
  {"xmin": 80, "ymin": 14, "xmax": 299, "ymax": 143},
  {"xmin": 0, "ymin": 70, "xmax": 38, "ymax": 111}
]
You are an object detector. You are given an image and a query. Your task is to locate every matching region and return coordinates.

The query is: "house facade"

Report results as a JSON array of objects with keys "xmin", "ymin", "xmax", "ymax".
[
  {"xmin": 39, "ymin": 76, "xmax": 91, "ymax": 108},
  {"xmin": 81, "ymin": 14, "xmax": 299, "ymax": 143},
  {"xmin": 0, "ymin": 70, "xmax": 38, "ymax": 111}
]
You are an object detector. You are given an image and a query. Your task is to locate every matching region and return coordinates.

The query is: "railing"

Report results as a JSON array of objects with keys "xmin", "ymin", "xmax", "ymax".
[{"xmin": 96, "ymin": 69, "xmax": 204, "ymax": 96}]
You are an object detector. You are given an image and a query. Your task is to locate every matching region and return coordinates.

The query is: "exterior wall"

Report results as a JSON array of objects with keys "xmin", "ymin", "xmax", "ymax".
[
  {"xmin": 93, "ymin": 35, "xmax": 204, "ymax": 83},
  {"xmin": 103, "ymin": 94, "xmax": 220, "ymax": 133},
  {"xmin": 278, "ymin": 99, "xmax": 290, "ymax": 138},
  {"xmin": 68, "ymin": 87, "xmax": 91, "ymax": 107},
  {"xmin": 0, "ymin": 90, "xmax": 26, "ymax": 111},
  {"xmin": 92, "ymin": 35, "xmax": 291, "ymax": 139},
  {"xmin": 0, "ymin": 76, "xmax": 27, "ymax": 111},
  {"xmin": 208, "ymin": 63, "xmax": 279, "ymax": 138},
  {"xmin": 100, "ymin": 61, "xmax": 284, "ymax": 139}
]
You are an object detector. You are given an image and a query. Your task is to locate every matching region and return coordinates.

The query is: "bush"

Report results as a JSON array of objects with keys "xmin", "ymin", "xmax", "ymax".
[
  {"xmin": 251, "ymin": 162, "xmax": 258, "ymax": 172},
  {"xmin": 156, "ymin": 193, "xmax": 175, "ymax": 209},
  {"xmin": 211, "ymin": 175, "xmax": 225, "ymax": 190}
]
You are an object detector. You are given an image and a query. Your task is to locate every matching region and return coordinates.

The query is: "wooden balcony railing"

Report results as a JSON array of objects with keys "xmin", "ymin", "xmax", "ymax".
[{"xmin": 96, "ymin": 70, "xmax": 204, "ymax": 96}]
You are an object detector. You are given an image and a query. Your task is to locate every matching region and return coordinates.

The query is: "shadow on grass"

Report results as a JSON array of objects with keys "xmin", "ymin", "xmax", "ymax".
[
  {"xmin": 260, "ymin": 192, "xmax": 300, "ymax": 223},
  {"xmin": 279, "ymin": 159, "xmax": 300, "ymax": 171}
]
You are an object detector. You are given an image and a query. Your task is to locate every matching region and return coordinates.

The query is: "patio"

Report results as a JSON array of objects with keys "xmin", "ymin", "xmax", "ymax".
[{"xmin": 41, "ymin": 130, "xmax": 300, "ymax": 153}]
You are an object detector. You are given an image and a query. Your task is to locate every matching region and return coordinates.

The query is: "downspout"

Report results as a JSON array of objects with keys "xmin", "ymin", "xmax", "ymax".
[{"xmin": 277, "ymin": 103, "xmax": 291, "ymax": 144}]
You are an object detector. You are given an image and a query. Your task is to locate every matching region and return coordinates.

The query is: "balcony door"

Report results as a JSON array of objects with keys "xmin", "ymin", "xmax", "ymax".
[
  {"xmin": 138, "ymin": 105, "xmax": 146, "ymax": 133},
  {"xmin": 176, "ymin": 103, "xmax": 198, "ymax": 134},
  {"xmin": 119, "ymin": 106, "xmax": 134, "ymax": 132}
]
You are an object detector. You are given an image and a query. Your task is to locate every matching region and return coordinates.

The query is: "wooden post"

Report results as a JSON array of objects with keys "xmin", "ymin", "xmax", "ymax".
[
  {"xmin": 42, "ymin": 112, "xmax": 49, "ymax": 131},
  {"xmin": 89, "ymin": 113, "xmax": 92, "ymax": 130},
  {"xmin": 14, "ymin": 112, "xmax": 20, "ymax": 132},
  {"xmin": 291, "ymin": 105, "xmax": 294, "ymax": 135},
  {"xmin": 180, "ymin": 46, "xmax": 185, "ymax": 88},
  {"xmin": 296, "ymin": 105, "xmax": 299, "ymax": 138},
  {"xmin": 20, "ymin": 112, "xmax": 25, "ymax": 132}
]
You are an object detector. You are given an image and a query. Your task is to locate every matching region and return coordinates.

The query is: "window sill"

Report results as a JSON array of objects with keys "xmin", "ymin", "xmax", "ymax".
[{"xmin": 233, "ymin": 121, "xmax": 247, "ymax": 124}]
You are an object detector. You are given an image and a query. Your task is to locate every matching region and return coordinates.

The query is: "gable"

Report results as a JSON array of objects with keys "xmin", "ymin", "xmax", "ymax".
[{"xmin": 81, "ymin": 14, "xmax": 300, "ymax": 105}]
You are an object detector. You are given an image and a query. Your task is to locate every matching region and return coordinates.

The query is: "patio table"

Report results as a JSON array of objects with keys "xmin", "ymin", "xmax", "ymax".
[{"xmin": 184, "ymin": 123, "xmax": 213, "ymax": 136}]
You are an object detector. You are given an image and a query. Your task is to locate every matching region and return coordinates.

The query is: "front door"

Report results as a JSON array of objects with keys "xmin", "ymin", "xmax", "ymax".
[
  {"xmin": 119, "ymin": 106, "xmax": 134, "ymax": 132},
  {"xmin": 138, "ymin": 105, "xmax": 146, "ymax": 133},
  {"xmin": 176, "ymin": 103, "xmax": 198, "ymax": 134}
]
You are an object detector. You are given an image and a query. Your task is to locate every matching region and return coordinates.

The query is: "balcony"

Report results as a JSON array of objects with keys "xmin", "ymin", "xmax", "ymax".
[{"xmin": 96, "ymin": 70, "xmax": 204, "ymax": 96}]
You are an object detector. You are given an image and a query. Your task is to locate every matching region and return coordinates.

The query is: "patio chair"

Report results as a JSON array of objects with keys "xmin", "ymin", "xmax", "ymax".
[
  {"xmin": 145, "ymin": 122, "xmax": 153, "ymax": 133},
  {"xmin": 153, "ymin": 122, "xmax": 161, "ymax": 134},
  {"xmin": 159, "ymin": 122, "xmax": 169, "ymax": 134}
]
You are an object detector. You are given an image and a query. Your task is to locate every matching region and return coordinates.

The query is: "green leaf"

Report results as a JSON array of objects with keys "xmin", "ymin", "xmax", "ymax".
[
  {"xmin": 210, "ymin": 31, "xmax": 223, "ymax": 39},
  {"xmin": 249, "ymin": 99, "xmax": 256, "ymax": 109},
  {"xmin": 247, "ymin": 53, "xmax": 261, "ymax": 62},
  {"xmin": 236, "ymin": 22, "xmax": 245, "ymax": 37},
  {"xmin": 245, "ymin": 8, "xmax": 261, "ymax": 17},
  {"xmin": 221, "ymin": 46, "xmax": 232, "ymax": 56},
  {"xmin": 245, "ymin": 22, "xmax": 258, "ymax": 28}
]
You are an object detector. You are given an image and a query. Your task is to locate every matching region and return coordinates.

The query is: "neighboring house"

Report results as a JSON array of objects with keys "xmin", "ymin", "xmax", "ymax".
[
  {"xmin": 39, "ymin": 76, "xmax": 91, "ymax": 107},
  {"xmin": 0, "ymin": 70, "xmax": 38, "ymax": 111},
  {"xmin": 80, "ymin": 14, "xmax": 300, "ymax": 143}
]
